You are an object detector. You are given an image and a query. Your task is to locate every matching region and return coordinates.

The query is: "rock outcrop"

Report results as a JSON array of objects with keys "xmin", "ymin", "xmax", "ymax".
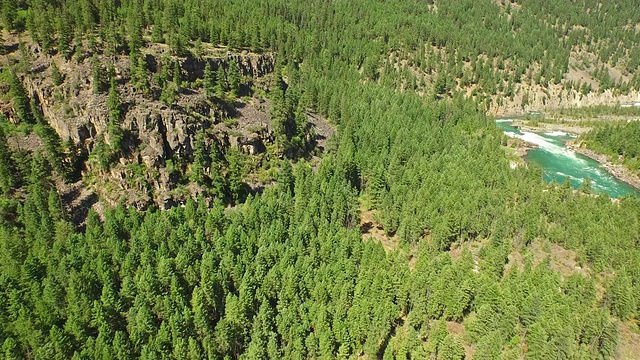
[
  {"xmin": 6, "ymin": 43, "xmax": 277, "ymax": 209},
  {"xmin": 22, "ymin": 51, "xmax": 274, "ymax": 153}
]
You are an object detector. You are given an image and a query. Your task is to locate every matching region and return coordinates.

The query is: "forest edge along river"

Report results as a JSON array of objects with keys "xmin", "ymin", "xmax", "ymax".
[{"xmin": 496, "ymin": 119, "xmax": 640, "ymax": 198}]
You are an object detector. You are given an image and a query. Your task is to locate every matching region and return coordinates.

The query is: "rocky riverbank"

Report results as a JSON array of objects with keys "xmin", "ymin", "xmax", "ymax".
[
  {"xmin": 511, "ymin": 138, "xmax": 538, "ymax": 158},
  {"xmin": 567, "ymin": 141, "xmax": 640, "ymax": 191},
  {"xmin": 504, "ymin": 137, "xmax": 537, "ymax": 169},
  {"xmin": 511, "ymin": 119, "xmax": 591, "ymax": 136}
]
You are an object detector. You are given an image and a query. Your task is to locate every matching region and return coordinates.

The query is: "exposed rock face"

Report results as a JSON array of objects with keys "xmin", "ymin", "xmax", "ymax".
[
  {"xmin": 181, "ymin": 53, "xmax": 275, "ymax": 82},
  {"xmin": 23, "ymin": 51, "xmax": 274, "ymax": 150},
  {"xmin": 491, "ymin": 86, "xmax": 640, "ymax": 117},
  {"xmin": 10, "ymin": 46, "xmax": 277, "ymax": 209},
  {"xmin": 231, "ymin": 131, "xmax": 271, "ymax": 155}
]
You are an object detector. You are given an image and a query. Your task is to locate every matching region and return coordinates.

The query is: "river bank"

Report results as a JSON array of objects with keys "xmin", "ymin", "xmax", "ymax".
[
  {"xmin": 566, "ymin": 142, "xmax": 640, "ymax": 191},
  {"xmin": 510, "ymin": 119, "xmax": 592, "ymax": 136},
  {"xmin": 504, "ymin": 137, "xmax": 537, "ymax": 169},
  {"xmin": 508, "ymin": 137, "xmax": 538, "ymax": 158},
  {"xmin": 497, "ymin": 120, "xmax": 640, "ymax": 197}
]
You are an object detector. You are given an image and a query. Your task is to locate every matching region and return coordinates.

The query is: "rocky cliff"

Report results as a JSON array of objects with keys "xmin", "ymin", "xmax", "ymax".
[
  {"xmin": 2, "ymin": 40, "xmax": 282, "ymax": 209},
  {"xmin": 21, "ymin": 48, "xmax": 275, "ymax": 158}
]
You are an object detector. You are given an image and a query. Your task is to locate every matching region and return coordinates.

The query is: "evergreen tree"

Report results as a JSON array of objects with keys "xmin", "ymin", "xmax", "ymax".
[
  {"xmin": 473, "ymin": 331, "xmax": 502, "ymax": 360},
  {"xmin": 107, "ymin": 78, "xmax": 122, "ymax": 125},
  {"xmin": 225, "ymin": 148, "xmax": 244, "ymax": 203},
  {"xmin": 126, "ymin": 4, "xmax": 144, "ymax": 56},
  {"xmin": 57, "ymin": 14, "xmax": 73, "ymax": 59},
  {"xmin": 167, "ymin": 32, "xmax": 186, "ymax": 56},
  {"xmin": 107, "ymin": 78, "xmax": 124, "ymax": 151},
  {"xmin": 606, "ymin": 272, "xmax": 636, "ymax": 320},
  {"xmin": 160, "ymin": 81, "xmax": 179, "ymax": 106},
  {"xmin": 437, "ymin": 334, "xmax": 464, "ymax": 360},
  {"xmin": 51, "ymin": 61, "xmax": 63, "ymax": 86},
  {"xmin": 215, "ymin": 65, "xmax": 227, "ymax": 97},
  {"xmin": 2, "ymin": 337, "xmax": 21, "ymax": 360},
  {"xmin": 151, "ymin": 11, "xmax": 164, "ymax": 43},
  {"xmin": 526, "ymin": 323, "xmax": 548, "ymax": 360},
  {"xmin": 1, "ymin": 0, "xmax": 18, "ymax": 31},
  {"xmin": 208, "ymin": 141, "xmax": 226, "ymax": 200},
  {"xmin": 0, "ymin": 126, "xmax": 16, "ymax": 193},
  {"xmin": 172, "ymin": 60, "xmax": 182, "ymax": 90},
  {"xmin": 91, "ymin": 56, "xmax": 106, "ymax": 94},
  {"xmin": 203, "ymin": 62, "xmax": 215, "ymax": 99},
  {"xmin": 33, "ymin": 7, "xmax": 55, "ymax": 54},
  {"xmin": 4, "ymin": 70, "xmax": 34, "ymax": 124},
  {"xmin": 155, "ymin": 57, "xmax": 170, "ymax": 90},
  {"xmin": 1, "ymin": 2, "xmax": 640, "ymax": 360},
  {"xmin": 269, "ymin": 78, "xmax": 293, "ymax": 141},
  {"xmin": 131, "ymin": 54, "xmax": 150, "ymax": 95},
  {"xmin": 278, "ymin": 160, "xmax": 294, "ymax": 193},
  {"xmin": 17, "ymin": 41, "xmax": 31, "ymax": 74},
  {"xmin": 227, "ymin": 59, "xmax": 241, "ymax": 98}
]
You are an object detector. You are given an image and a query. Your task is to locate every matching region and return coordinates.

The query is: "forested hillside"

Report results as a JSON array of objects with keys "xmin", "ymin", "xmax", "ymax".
[
  {"xmin": 2, "ymin": 0, "xmax": 640, "ymax": 359},
  {"xmin": 579, "ymin": 121, "xmax": 640, "ymax": 174}
]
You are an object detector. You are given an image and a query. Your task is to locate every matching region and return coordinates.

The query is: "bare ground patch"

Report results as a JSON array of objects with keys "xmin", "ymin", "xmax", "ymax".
[
  {"xmin": 232, "ymin": 98, "xmax": 271, "ymax": 133},
  {"xmin": 7, "ymin": 132, "xmax": 43, "ymax": 152},
  {"xmin": 231, "ymin": 99, "xmax": 335, "ymax": 153},
  {"xmin": 58, "ymin": 179, "xmax": 102, "ymax": 229},
  {"xmin": 449, "ymin": 240, "xmax": 484, "ymax": 273},
  {"xmin": 446, "ymin": 321, "xmax": 474, "ymax": 358},
  {"xmin": 360, "ymin": 208, "xmax": 398, "ymax": 252},
  {"xmin": 505, "ymin": 239, "xmax": 589, "ymax": 278},
  {"xmin": 617, "ymin": 322, "xmax": 640, "ymax": 360},
  {"xmin": 306, "ymin": 111, "xmax": 335, "ymax": 152}
]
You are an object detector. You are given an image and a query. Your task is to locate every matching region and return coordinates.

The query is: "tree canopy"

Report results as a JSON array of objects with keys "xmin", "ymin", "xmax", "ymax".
[{"xmin": 1, "ymin": 0, "xmax": 640, "ymax": 358}]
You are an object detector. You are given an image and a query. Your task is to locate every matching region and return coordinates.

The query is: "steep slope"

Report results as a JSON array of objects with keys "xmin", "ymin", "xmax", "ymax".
[{"xmin": 1, "ymin": 34, "xmax": 327, "ymax": 211}]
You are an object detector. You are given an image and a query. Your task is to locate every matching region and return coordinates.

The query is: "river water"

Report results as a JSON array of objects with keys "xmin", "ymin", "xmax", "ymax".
[{"xmin": 496, "ymin": 119, "xmax": 640, "ymax": 198}]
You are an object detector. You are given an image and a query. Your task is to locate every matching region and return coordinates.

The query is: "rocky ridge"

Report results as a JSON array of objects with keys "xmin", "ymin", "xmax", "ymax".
[{"xmin": 1, "ymin": 40, "xmax": 285, "ymax": 210}]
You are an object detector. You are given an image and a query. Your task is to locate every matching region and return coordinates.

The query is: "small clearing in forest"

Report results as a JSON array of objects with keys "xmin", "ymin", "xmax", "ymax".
[{"xmin": 360, "ymin": 206, "xmax": 398, "ymax": 252}]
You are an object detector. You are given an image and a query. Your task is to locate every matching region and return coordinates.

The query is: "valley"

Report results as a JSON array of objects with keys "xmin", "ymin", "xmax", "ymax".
[{"xmin": 2, "ymin": 1, "xmax": 640, "ymax": 359}]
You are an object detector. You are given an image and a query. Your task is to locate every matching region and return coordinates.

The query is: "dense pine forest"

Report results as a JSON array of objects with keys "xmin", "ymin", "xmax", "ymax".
[
  {"xmin": 2, "ymin": 0, "xmax": 640, "ymax": 359},
  {"xmin": 580, "ymin": 121, "xmax": 640, "ymax": 174}
]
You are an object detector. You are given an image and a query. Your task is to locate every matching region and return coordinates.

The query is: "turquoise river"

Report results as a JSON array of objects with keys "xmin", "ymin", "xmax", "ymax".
[{"xmin": 496, "ymin": 119, "xmax": 640, "ymax": 198}]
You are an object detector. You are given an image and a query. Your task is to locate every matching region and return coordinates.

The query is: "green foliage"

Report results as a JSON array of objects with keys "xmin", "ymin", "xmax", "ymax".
[
  {"xmin": 126, "ymin": 3, "xmax": 143, "ymax": 55},
  {"xmin": 606, "ymin": 272, "xmax": 636, "ymax": 320},
  {"xmin": 225, "ymin": 148, "xmax": 245, "ymax": 203},
  {"xmin": 50, "ymin": 61, "xmax": 63, "ymax": 86},
  {"xmin": 3, "ymin": 69, "xmax": 34, "ymax": 124},
  {"xmin": 215, "ymin": 65, "xmax": 227, "ymax": 97},
  {"xmin": 107, "ymin": 79, "xmax": 122, "ymax": 125},
  {"xmin": 172, "ymin": 60, "xmax": 182, "ymax": 90},
  {"xmin": 33, "ymin": 121, "xmax": 68, "ymax": 180},
  {"xmin": 437, "ymin": 334, "xmax": 464, "ymax": 360},
  {"xmin": 0, "ymin": 0, "xmax": 19, "ymax": 31},
  {"xmin": 91, "ymin": 55, "xmax": 106, "ymax": 94},
  {"xmin": 278, "ymin": 160, "xmax": 294, "ymax": 193},
  {"xmin": 130, "ymin": 54, "xmax": 150, "ymax": 95},
  {"xmin": 227, "ymin": 59, "xmax": 241, "ymax": 98},
  {"xmin": 56, "ymin": 13, "xmax": 73, "ymax": 59},
  {"xmin": 581, "ymin": 121, "xmax": 640, "ymax": 174},
  {"xmin": 203, "ymin": 61, "xmax": 215, "ymax": 99},
  {"xmin": 160, "ymin": 81, "xmax": 179, "ymax": 106},
  {"xmin": 0, "ymin": 126, "xmax": 16, "ymax": 193},
  {"xmin": 2, "ymin": 1, "xmax": 640, "ymax": 359},
  {"xmin": 16, "ymin": 41, "xmax": 31, "ymax": 74}
]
